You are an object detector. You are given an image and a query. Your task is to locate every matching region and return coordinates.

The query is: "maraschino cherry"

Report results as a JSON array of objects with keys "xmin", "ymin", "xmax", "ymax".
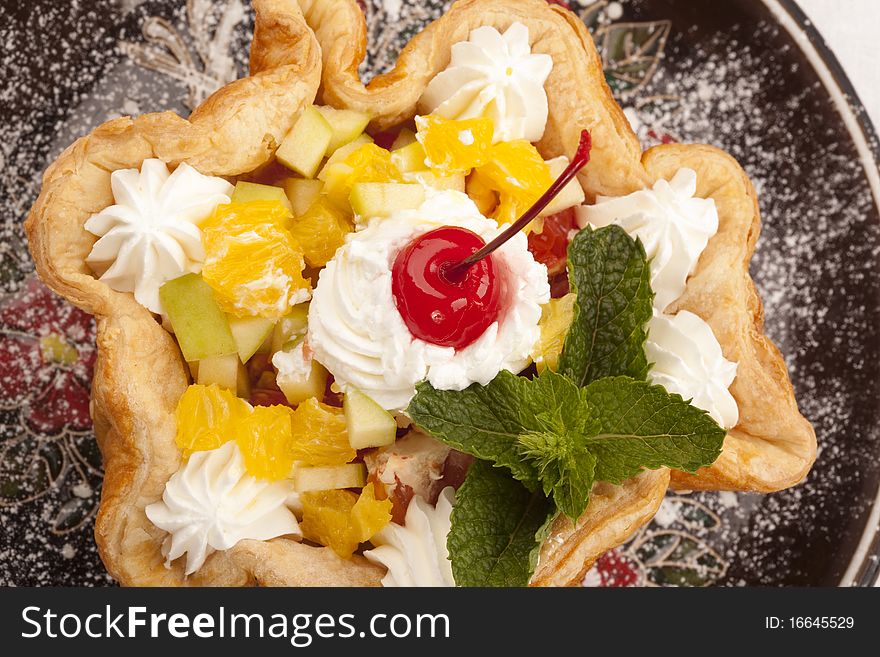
[
  {"xmin": 392, "ymin": 226, "xmax": 501, "ymax": 349},
  {"xmin": 391, "ymin": 129, "xmax": 592, "ymax": 350}
]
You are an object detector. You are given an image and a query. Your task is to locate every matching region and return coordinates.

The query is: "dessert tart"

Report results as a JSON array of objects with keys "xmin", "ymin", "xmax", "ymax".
[{"xmin": 25, "ymin": 0, "xmax": 816, "ymax": 587}]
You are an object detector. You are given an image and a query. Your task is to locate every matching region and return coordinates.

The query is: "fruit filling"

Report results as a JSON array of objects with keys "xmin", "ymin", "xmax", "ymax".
[{"xmin": 115, "ymin": 94, "xmax": 585, "ymax": 574}]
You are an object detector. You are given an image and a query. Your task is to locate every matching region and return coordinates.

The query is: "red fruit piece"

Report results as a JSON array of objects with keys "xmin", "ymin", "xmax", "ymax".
[
  {"xmin": 391, "ymin": 226, "xmax": 503, "ymax": 350},
  {"xmin": 527, "ymin": 207, "xmax": 578, "ymax": 277}
]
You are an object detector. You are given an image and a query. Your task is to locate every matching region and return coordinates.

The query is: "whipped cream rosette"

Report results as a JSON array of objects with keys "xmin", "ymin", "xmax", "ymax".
[
  {"xmin": 146, "ymin": 441, "xmax": 300, "ymax": 575},
  {"xmin": 85, "ymin": 159, "xmax": 233, "ymax": 314},
  {"xmin": 419, "ymin": 22, "xmax": 553, "ymax": 143}
]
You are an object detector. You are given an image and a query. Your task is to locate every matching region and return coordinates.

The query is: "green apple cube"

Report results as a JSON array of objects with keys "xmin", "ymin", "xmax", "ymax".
[
  {"xmin": 391, "ymin": 128, "xmax": 417, "ymax": 151},
  {"xmin": 540, "ymin": 156, "xmax": 586, "ymax": 216},
  {"xmin": 270, "ymin": 304, "xmax": 310, "ymax": 354},
  {"xmin": 316, "ymin": 106, "xmax": 371, "ymax": 155},
  {"xmin": 281, "ymin": 178, "xmax": 324, "ymax": 217},
  {"xmin": 159, "ymin": 274, "xmax": 237, "ymax": 362},
  {"xmin": 391, "ymin": 141, "xmax": 428, "ymax": 173},
  {"xmin": 229, "ymin": 315, "xmax": 275, "ymax": 363},
  {"xmin": 318, "ymin": 133, "xmax": 374, "ymax": 178},
  {"xmin": 277, "ymin": 358, "xmax": 328, "ymax": 406},
  {"xmin": 196, "ymin": 352, "xmax": 239, "ymax": 391},
  {"xmin": 231, "ymin": 181, "xmax": 293, "ymax": 213},
  {"xmin": 349, "ymin": 183, "xmax": 426, "ymax": 222},
  {"xmin": 292, "ymin": 463, "xmax": 367, "ymax": 493},
  {"xmin": 344, "ymin": 388, "xmax": 397, "ymax": 449},
  {"xmin": 276, "ymin": 105, "xmax": 333, "ymax": 178}
]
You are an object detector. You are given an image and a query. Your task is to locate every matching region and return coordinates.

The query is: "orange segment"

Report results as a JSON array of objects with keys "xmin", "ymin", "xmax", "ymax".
[
  {"xmin": 201, "ymin": 201, "xmax": 310, "ymax": 319},
  {"xmin": 415, "ymin": 115, "xmax": 494, "ymax": 175},
  {"xmin": 300, "ymin": 483, "xmax": 392, "ymax": 558},
  {"xmin": 175, "ymin": 383, "xmax": 249, "ymax": 456},
  {"xmin": 475, "ymin": 140, "xmax": 553, "ymax": 224},
  {"xmin": 289, "ymin": 397, "xmax": 356, "ymax": 466},
  {"xmin": 200, "ymin": 200, "xmax": 291, "ymax": 232},
  {"xmin": 235, "ymin": 404, "xmax": 296, "ymax": 480},
  {"xmin": 301, "ymin": 489, "xmax": 359, "ymax": 557},
  {"xmin": 288, "ymin": 198, "xmax": 354, "ymax": 268},
  {"xmin": 350, "ymin": 482, "xmax": 393, "ymax": 540}
]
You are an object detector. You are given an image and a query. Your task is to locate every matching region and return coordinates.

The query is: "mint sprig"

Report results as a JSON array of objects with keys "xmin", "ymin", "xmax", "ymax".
[
  {"xmin": 558, "ymin": 225, "xmax": 653, "ymax": 386},
  {"xmin": 448, "ymin": 459, "xmax": 553, "ymax": 587},
  {"xmin": 406, "ymin": 225, "xmax": 726, "ymax": 587},
  {"xmin": 410, "ymin": 370, "xmax": 725, "ymax": 521}
]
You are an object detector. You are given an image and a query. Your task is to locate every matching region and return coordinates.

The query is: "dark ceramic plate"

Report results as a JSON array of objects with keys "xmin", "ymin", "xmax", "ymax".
[{"xmin": 1, "ymin": 0, "xmax": 878, "ymax": 586}]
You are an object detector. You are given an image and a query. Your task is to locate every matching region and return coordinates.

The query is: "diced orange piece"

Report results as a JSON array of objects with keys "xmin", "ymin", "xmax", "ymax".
[
  {"xmin": 300, "ymin": 483, "xmax": 392, "ymax": 558},
  {"xmin": 350, "ymin": 482, "xmax": 393, "ymax": 541},
  {"xmin": 175, "ymin": 383, "xmax": 249, "ymax": 456},
  {"xmin": 288, "ymin": 198, "xmax": 354, "ymax": 268},
  {"xmin": 300, "ymin": 489, "xmax": 359, "ymax": 557},
  {"xmin": 235, "ymin": 404, "xmax": 296, "ymax": 480},
  {"xmin": 415, "ymin": 115, "xmax": 494, "ymax": 176},
  {"xmin": 475, "ymin": 140, "xmax": 553, "ymax": 207},
  {"xmin": 289, "ymin": 397, "xmax": 356, "ymax": 466},
  {"xmin": 201, "ymin": 201, "xmax": 310, "ymax": 319}
]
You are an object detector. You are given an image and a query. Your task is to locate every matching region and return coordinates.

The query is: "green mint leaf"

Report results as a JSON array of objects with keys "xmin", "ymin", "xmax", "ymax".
[
  {"xmin": 409, "ymin": 373, "xmax": 541, "ymax": 488},
  {"xmin": 582, "ymin": 376, "xmax": 727, "ymax": 484},
  {"xmin": 517, "ymin": 429, "xmax": 597, "ymax": 521},
  {"xmin": 448, "ymin": 459, "xmax": 553, "ymax": 587},
  {"xmin": 558, "ymin": 225, "xmax": 653, "ymax": 386},
  {"xmin": 411, "ymin": 370, "xmax": 726, "ymax": 523}
]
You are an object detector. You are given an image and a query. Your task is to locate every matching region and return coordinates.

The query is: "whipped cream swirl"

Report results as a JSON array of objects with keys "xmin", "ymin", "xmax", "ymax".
[
  {"xmin": 645, "ymin": 310, "xmax": 739, "ymax": 428},
  {"xmin": 145, "ymin": 441, "xmax": 300, "ymax": 575},
  {"xmin": 307, "ymin": 190, "xmax": 550, "ymax": 411},
  {"xmin": 576, "ymin": 168, "xmax": 718, "ymax": 312},
  {"xmin": 364, "ymin": 487, "xmax": 456, "ymax": 587},
  {"xmin": 419, "ymin": 22, "xmax": 553, "ymax": 143},
  {"xmin": 85, "ymin": 159, "xmax": 233, "ymax": 314}
]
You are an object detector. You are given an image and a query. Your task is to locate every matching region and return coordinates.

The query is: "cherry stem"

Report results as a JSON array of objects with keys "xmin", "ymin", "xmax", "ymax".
[{"xmin": 450, "ymin": 129, "xmax": 593, "ymax": 274}]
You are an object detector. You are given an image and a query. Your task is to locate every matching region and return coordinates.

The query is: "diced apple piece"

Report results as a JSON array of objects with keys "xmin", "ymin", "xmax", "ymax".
[
  {"xmin": 292, "ymin": 463, "xmax": 367, "ymax": 492},
  {"xmin": 316, "ymin": 106, "xmax": 371, "ymax": 155},
  {"xmin": 197, "ymin": 352, "xmax": 239, "ymax": 391},
  {"xmin": 344, "ymin": 388, "xmax": 397, "ymax": 449},
  {"xmin": 318, "ymin": 133, "xmax": 374, "ymax": 178},
  {"xmin": 540, "ymin": 156, "xmax": 586, "ymax": 217},
  {"xmin": 349, "ymin": 182, "xmax": 426, "ymax": 222},
  {"xmin": 281, "ymin": 178, "xmax": 324, "ymax": 216},
  {"xmin": 276, "ymin": 105, "xmax": 333, "ymax": 178},
  {"xmin": 277, "ymin": 358, "xmax": 328, "ymax": 406},
  {"xmin": 391, "ymin": 128, "xmax": 417, "ymax": 151},
  {"xmin": 229, "ymin": 316, "xmax": 275, "ymax": 363},
  {"xmin": 160, "ymin": 274, "xmax": 237, "ymax": 362},
  {"xmin": 231, "ymin": 181, "xmax": 293, "ymax": 213},
  {"xmin": 271, "ymin": 304, "xmax": 310, "ymax": 354},
  {"xmin": 391, "ymin": 141, "xmax": 428, "ymax": 173},
  {"xmin": 404, "ymin": 170, "xmax": 466, "ymax": 192}
]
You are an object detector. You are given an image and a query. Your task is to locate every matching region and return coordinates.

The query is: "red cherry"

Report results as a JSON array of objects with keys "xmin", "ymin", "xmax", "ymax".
[{"xmin": 391, "ymin": 226, "xmax": 503, "ymax": 350}]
